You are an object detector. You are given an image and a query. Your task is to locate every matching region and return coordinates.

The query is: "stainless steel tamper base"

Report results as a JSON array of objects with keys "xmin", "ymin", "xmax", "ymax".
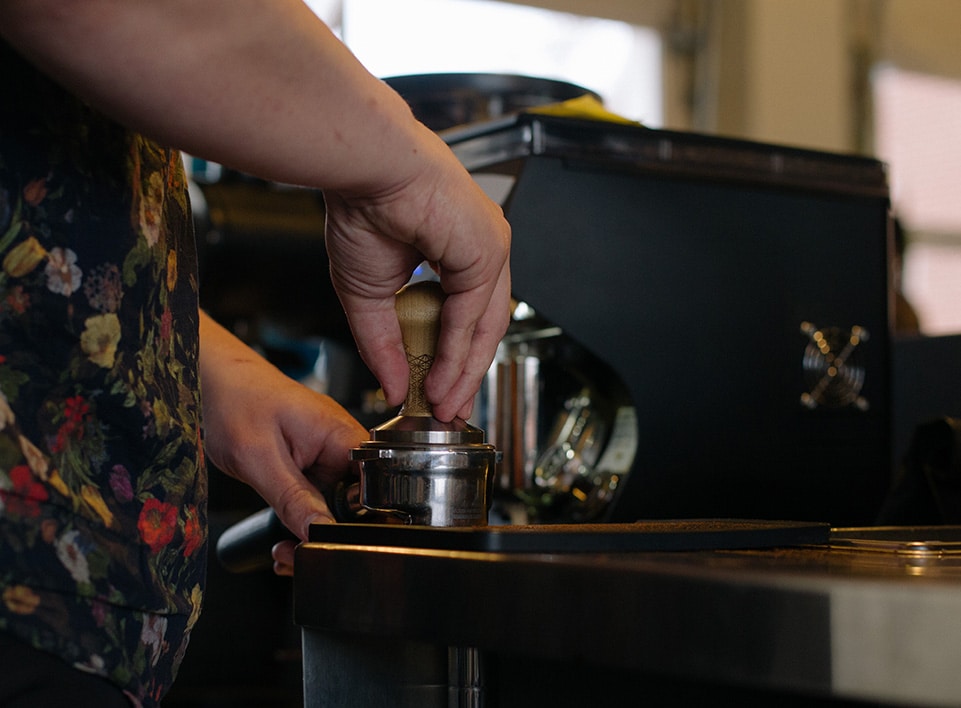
[{"xmin": 349, "ymin": 415, "xmax": 498, "ymax": 527}]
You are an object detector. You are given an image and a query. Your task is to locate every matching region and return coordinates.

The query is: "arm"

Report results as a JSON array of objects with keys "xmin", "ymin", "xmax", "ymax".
[
  {"xmin": 0, "ymin": 0, "xmax": 416, "ymax": 191},
  {"xmin": 198, "ymin": 311, "xmax": 367, "ymax": 573},
  {"xmin": 0, "ymin": 0, "xmax": 511, "ymax": 420}
]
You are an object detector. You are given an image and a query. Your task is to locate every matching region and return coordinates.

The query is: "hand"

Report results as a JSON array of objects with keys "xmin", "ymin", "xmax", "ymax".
[
  {"xmin": 199, "ymin": 313, "xmax": 367, "ymax": 576},
  {"xmin": 324, "ymin": 122, "xmax": 511, "ymax": 422},
  {"xmin": 2, "ymin": 2, "xmax": 510, "ymax": 420}
]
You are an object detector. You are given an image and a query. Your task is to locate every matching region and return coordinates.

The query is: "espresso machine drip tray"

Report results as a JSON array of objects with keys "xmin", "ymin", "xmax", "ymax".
[
  {"xmin": 307, "ymin": 518, "xmax": 830, "ymax": 553},
  {"xmin": 830, "ymin": 525, "xmax": 961, "ymax": 556}
]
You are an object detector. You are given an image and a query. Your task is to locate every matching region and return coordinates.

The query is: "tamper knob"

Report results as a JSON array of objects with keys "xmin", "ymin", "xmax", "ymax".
[
  {"xmin": 368, "ymin": 279, "xmax": 483, "ymax": 444},
  {"xmin": 395, "ymin": 280, "xmax": 445, "ymax": 418}
]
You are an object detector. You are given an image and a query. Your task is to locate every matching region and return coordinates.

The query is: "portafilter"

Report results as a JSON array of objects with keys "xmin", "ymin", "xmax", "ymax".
[
  {"xmin": 334, "ymin": 279, "xmax": 499, "ymax": 527},
  {"xmin": 217, "ymin": 280, "xmax": 499, "ymax": 571}
]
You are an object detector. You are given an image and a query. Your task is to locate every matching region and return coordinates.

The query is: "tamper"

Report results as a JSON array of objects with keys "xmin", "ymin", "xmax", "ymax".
[
  {"xmin": 303, "ymin": 279, "xmax": 496, "ymax": 707},
  {"xmin": 344, "ymin": 279, "xmax": 498, "ymax": 527}
]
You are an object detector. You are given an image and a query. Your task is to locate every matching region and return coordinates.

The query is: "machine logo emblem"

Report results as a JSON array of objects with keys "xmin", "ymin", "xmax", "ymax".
[{"xmin": 800, "ymin": 321, "xmax": 869, "ymax": 411}]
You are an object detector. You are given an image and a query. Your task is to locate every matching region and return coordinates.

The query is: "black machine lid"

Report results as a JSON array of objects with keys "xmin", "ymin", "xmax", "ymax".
[{"xmin": 443, "ymin": 112, "xmax": 889, "ymax": 199}]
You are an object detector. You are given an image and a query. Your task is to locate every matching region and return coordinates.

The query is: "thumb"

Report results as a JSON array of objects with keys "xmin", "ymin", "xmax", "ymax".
[{"xmin": 260, "ymin": 470, "xmax": 337, "ymax": 541}]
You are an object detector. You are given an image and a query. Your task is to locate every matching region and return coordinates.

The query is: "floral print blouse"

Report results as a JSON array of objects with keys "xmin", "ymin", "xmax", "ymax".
[{"xmin": 0, "ymin": 41, "xmax": 206, "ymax": 706}]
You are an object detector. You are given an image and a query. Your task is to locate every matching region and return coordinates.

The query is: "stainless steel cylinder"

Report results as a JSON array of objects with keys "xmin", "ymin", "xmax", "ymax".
[{"xmin": 349, "ymin": 414, "xmax": 498, "ymax": 526}]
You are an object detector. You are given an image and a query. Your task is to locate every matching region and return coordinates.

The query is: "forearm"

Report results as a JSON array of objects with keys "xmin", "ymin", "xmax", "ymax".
[
  {"xmin": 197, "ymin": 310, "xmax": 269, "ymax": 460},
  {"xmin": 0, "ymin": 0, "xmax": 428, "ymax": 193},
  {"xmin": 0, "ymin": 0, "xmax": 513, "ymax": 421},
  {"xmin": 197, "ymin": 310, "xmax": 282, "ymax": 431}
]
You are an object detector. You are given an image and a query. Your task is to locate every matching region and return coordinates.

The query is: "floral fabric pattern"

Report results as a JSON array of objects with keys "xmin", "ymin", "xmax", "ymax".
[{"xmin": 0, "ymin": 41, "xmax": 205, "ymax": 706}]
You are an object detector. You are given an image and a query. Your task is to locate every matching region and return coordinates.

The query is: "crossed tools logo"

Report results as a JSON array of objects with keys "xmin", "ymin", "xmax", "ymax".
[{"xmin": 799, "ymin": 321, "xmax": 870, "ymax": 411}]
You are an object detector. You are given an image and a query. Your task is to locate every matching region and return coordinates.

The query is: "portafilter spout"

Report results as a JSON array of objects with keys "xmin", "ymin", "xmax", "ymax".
[{"xmin": 345, "ymin": 280, "xmax": 499, "ymax": 527}]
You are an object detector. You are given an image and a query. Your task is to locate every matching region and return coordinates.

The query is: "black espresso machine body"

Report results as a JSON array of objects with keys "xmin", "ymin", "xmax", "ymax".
[{"xmin": 447, "ymin": 114, "xmax": 893, "ymax": 527}]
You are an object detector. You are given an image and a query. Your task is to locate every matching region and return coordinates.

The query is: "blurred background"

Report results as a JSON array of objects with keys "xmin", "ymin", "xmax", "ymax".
[
  {"xmin": 302, "ymin": 0, "xmax": 961, "ymax": 336},
  {"xmin": 165, "ymin": 2, "xmax": 961, "ymax": 705}
]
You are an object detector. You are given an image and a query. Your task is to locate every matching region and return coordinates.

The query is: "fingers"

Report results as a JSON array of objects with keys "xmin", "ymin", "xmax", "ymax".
[
  {"xmin": 427, "ymin": 262, "xmax": 512, "ymax": 422},
  {"xmin": 334, "ymin": 299, "xmax": 410, "ymax": 408},
  {"xmin": 271, "ymin": 540, "xmax": 296, "ymax": 577},
  {"xmin": 262, "ymin": 473, "xmax": 336, "ymax": 537},
  {"xmin": 334, "ymin": 265, "xmax": 511, "ymax": 419},
  {"xmin": 271, "ymin": 515, "xmax": 338, "ymax": 577},
  {"xmin": 323, "ymin": 137, "xmax": 512, "ymax": 420},
  {"xmin": 210, "ymin": 387, "xmax": 365, "ymax": 545}
]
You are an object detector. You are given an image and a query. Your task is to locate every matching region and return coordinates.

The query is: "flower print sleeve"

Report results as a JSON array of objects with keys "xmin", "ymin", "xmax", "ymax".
[{"xmin": 0, "ymin": 39, "xmax": 205, "ymax": 707}]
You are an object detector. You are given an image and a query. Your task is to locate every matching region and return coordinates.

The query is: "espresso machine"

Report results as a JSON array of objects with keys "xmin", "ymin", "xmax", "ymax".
[
  {"xmin": 290, "ymin": 115, "xmax": 894, "ymax": 707},
  {"xmin": 213, "ymin": 94, "xmax": 896, "ymax": 705},
  {"xmin": 451, "ymin": 112, "xmax": 893, "ymax": 528}
]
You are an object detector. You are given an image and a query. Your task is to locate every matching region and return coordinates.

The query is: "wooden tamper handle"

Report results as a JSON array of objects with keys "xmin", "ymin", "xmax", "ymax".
[{"xmin": 395, "ymin": 280, "xmax": 445, "ymax": 417}]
